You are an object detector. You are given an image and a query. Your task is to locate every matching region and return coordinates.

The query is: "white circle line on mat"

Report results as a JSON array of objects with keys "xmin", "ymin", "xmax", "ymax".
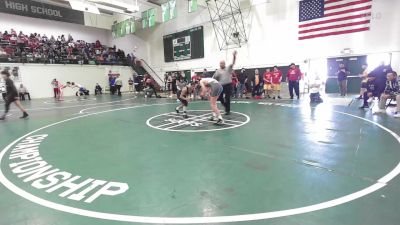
[{"xmin": 0, "ymin": 106, "xmax": 398, "ymax": 224}]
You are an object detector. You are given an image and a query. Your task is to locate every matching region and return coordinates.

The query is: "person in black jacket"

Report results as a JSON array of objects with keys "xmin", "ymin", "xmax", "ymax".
[
  {"xmin": 237, "ymin": 68, "xmax": 247, "ymax": 98},
  {"xmin": 0, "ymin": 70, "xmax": 28, "ymax": 120},
  {"xmin": 368, "ymin": 62, "xmax": 393, "ymax": 98}
]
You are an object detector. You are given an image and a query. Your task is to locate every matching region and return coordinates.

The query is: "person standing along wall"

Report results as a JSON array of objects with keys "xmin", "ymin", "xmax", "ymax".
[
  {"xmin": 357, "ymin": 63, "xmax": 369, "ymax": 99},
  {"xmin": 286, "ymin": 63, "xmax": 302, "ymax": 99},
  {"xmin": 231, "ymin": 71, "xmax": 238, "ymax": 98},
  {"xmin": 109, "ymin": 73, "xmax": 116, "ymax": 95},
  {"xmin": 336, "ymin": 63, "xmax": 350, "ymax": 96},
  {"xmin": 272, "ymin": 66, "xmax": 283, "ymax": 99},
  {"xmin": 237, "ymin": 68, "xmax": 247, "ymax": 98},
  {"xmin": 252, "ymin": 69, "xmax": 262, "ymax": 98},
  {"xmin": 263, "ymin": 68, "xmax": 273, "ymax": 99},
  {"xmin": 115, "ymin": 75, "xmax": 123, "ymax": 96},
  {"xmin": 213, "ymin": 51, "xmax": 237, "ymax": 115},
  {"xmin": 51, "ymin": 78, "xmax": 59, "ymax": 99}
]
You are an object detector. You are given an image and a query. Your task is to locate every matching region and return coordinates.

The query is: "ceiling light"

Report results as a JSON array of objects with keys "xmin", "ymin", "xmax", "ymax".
[
  {"xmin": 94, "ymin": 3, "xmax": 126, "ymax": 14},
  {"xmin": 68, "ymin": 0, "xmax": 100, "ymax": 14}
]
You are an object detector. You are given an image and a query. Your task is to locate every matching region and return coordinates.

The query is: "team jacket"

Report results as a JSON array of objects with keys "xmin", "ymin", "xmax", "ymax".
[{"xmin": 384, "ymin": 79, "xmax": 400, "ymax": 95}]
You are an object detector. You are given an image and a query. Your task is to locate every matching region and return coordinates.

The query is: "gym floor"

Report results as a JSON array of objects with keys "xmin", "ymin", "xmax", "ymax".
[{"xmin": 0, "ymin": 94, "xmax": 399, "ymax": 225}]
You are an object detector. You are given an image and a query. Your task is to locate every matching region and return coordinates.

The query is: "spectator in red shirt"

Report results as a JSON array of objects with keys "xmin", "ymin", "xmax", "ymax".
[
  {"xmin": 263, "ymin": 68, "xmax": 273, "ymax": 98},
  {"xmin": 272, "ymin": 66, "xmax": 283, "ymax": 99},
  {"xmin": 286, "ymin": 63, "xmax": 302, "ymax": 99}
]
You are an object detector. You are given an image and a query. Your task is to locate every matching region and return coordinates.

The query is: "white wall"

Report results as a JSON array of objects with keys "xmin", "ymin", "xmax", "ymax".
[
  {"xmin": 133, "ymin": 0, "xmax": 400, "ymax": 73},
  {"xmin": 84, "ymin": 12, "xmax": 115, "ymax": 30},
  {"xmin": 0, "ymin": 64, "xmax": 134, "ymax": 98},
  {"xmin": 107, "ymin": 33, "xmax": 150, "ymax": 62},
  {"xmin": 0, "ymin": 12, "xmax": 109, "ymax": 43}
]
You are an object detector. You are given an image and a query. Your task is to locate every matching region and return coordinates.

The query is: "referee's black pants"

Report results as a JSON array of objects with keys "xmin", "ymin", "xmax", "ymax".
[
  {"xmin": 4, "ymin": 96, "xmax": 17, "ymax": 114},
  {"xmin": 218, "ymin": 83, "xmax": 232, "ymax": 113}
]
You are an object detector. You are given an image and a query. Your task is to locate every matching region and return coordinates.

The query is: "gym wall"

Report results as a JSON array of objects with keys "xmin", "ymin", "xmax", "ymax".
[
  {"xmin": 0, "ymin": 64, "xmax": 134, "ymax": 98},
  {"xmin": 0, "ymin": 12, "xmax": 110, "ymax": 44},
  {"xmin": 134, "ymin": 0, "xmax": 400, "ymax": 74}
]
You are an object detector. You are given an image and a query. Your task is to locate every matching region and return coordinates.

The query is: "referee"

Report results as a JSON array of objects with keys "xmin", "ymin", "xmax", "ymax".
[{"xmin": 213, "ymin": 51, "xmax": 237, "ymax": 115}]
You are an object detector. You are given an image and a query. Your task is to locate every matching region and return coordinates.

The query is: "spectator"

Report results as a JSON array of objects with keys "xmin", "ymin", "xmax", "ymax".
[
  {"xmin": 359, "ymin": 77, "xmax": 378, "ymax": 109},
  {"xmin": 287, "ymin": 63, "xmax": 302, "ymax": 99},
  {"xmin": 376, "ymin": 71, "xmax": 399, "ymax": 117},
  {"xmin": 263, "ymin": 68, "xmax": 273, "ymax": 99},
  {"xmin": 94, "ymin": 83, "xmax": 103, "ymax": 95},
  {"xmin": 309, "ymin": 76, "xmax": 323, "ymax": 103},
  {"xmin": 134, "ymin": 75, "xmax": 141, "ymax": 93},
  {"xmin": 336, "ymin": 63, "xmax": 350, "ymax": 96},
  {"xmin": 252, "ymin": 69, "xmax": 262, "ymax": 98},
  {"xmin": 115, "ymin": 75, "xmax": 123, "ymax": 96},
  {"xmin": 203, "ymin": 68, "xmax": 211, "ymax": 78},
  {"xmin": 18, "ymin": 84, "xmax": 31, "ymax": 101},
  {"xmin": 170, "ymin": 73, "xmax": 177, "ymax": 97},
  {"xmin": 231, "ymin": 71, "xmax": 238, "ymax": 98},
  {"xmin": 272, "ymin": 66, "xmax": 283, "ymax": 99},
  {"xmin": 368, "ymin": 62, "xmax": 393, "ymax": 98},
  {"xmin": 51, "ymin": 79, "xmax": 59, "ymax": 98},
  {"xmin": 166, "ymin": 73, "xmax": 172, "ymax": 92},
  {"xmin": 237, "ymin": 68, "xmax": 247, "ymax": 98},
  {"xmin": 0, "ymin": 29, "xmax": 127, "ymax": 65},
  {"xmin": 357, "ymin": 63, "xmax": 369, "ymax": 99},
  {"xmin": 128, "ymin": 78, "xmax": 134, "ymax": 93},
  {"xmin": 108, "ymin": 71, "xmax": 116, "ymax": 95}
]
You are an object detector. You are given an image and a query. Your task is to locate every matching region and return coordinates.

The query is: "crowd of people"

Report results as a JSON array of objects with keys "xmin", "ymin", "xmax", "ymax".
[
  {"xmin": 329, "ymin": 60, "xmax": 399, "ymax": 118},
  {"xmin": 1, "ymin": 47, "xmax": 399, "ymax": 122},
  {"xmin": 0, "ymin": 29, "xmax": 134, "ymax": 65},
  {"xmin": 107, "ymin": 71, "xmax": 159, "ymax": 98},
  {"xmin": 164, "ymin": 62, "xmax": 303, "ymax": 102}
]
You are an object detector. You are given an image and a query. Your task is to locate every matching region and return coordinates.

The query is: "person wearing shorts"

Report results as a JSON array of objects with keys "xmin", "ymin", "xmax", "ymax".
[
  {"xmin": 263, "ymin": 68, "xmax": 273, "ymax": 98},
  {"xmin": 200, "ymin": 78, "xmax": 224, "ymax": 125},
  {"xmin": 358, "ymin": 63, "xmax": 369, "ymax": 99},
  {"xmin": 176, "ymin": 83, "xmax": 193, "ymax": 119},
  {"xmin": 272, "ymin": 66, "xmax": 282, "ymax": 99},
  {"xmin": 0, "ymin": 70, "xmax": 29, "ymax": 120}
]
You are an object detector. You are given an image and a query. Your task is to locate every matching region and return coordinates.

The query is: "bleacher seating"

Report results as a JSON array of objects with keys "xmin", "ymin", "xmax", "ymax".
[{"xmin": 0, "ymin": 29, "xmax": 132, "ymax": 66}]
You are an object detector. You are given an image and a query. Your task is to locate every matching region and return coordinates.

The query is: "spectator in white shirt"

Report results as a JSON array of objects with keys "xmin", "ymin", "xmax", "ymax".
[
  {"xmin": 19, "ymin": 84, "xmax": 31, "ymax": 101},
  {"xmin": 309, "ymin": 75, "xmax": 323, "ymax": 103}
]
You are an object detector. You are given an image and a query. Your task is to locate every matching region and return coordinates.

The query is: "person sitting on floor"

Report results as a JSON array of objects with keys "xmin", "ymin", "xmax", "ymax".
[
  {"xmin": 309, "ymin": 75, "xmax": 323, "ymax": 103},
  {"xmin": 375, "ymin": 71, "xmax": 400, "ymax": 117},
  {"xmin": 94, "ymin": 83, "xmax": 102, "ymax": 95},
  {"xmin": 359, "ymin": 77, "xmax": 379, "ymax": 109},
  {"xmin": 18, "ymin": 84, "xmax": 31, "ymax": 101}
]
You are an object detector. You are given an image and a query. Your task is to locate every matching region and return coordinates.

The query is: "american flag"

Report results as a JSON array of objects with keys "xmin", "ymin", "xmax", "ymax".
[{"xmin": 299, "ymin": 0, "xmax": 372, "ymax": 40}]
